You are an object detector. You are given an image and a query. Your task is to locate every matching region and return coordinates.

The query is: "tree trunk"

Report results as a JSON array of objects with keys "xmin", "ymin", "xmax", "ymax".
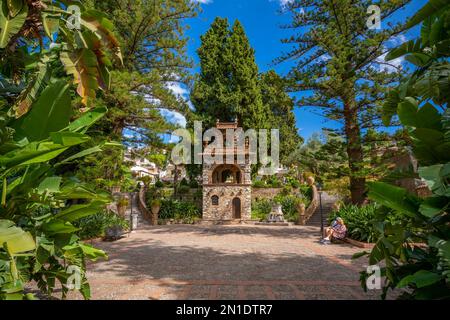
[{"xmin": 344, "ymin": 98, "xmax": 366, "ymax": 205}]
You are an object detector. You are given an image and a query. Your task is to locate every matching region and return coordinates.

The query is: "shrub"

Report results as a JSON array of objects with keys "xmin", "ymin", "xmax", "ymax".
[
  {"xmin": 189, "ymin": 179, "xmax": 199, "ymax": 188},
  {"xmin": 266, "ymin": 176, "xmax": 282, "ymax": 188},
  {"xmin": 281, "ymin": 185, "xmax": 293, "ymax": 195},
  {"xmin": 177, "ymin": 185, "xmax": 191, "ymax": 194},
  {"xmin": 274, "ymin": 195, "xmax": 304, "ymax": 222},
  {"xmin": 328, "ymin": 203, "xmax": 379, "ymax": 243},
  {"xmin": 290, "ymin": 179, "xmax": 301, "ymax": 189},
  {"xmin": 252, "ymin": 180, "xmax": 266, "ymax": 188},
  {"xmin": 155, "ymin": 180, "xmax": 164, "ymax": 188},
  {"xmin": 251, "ymin": 198, "xmax": 272, "ymax": 220},
  {"xmin": 158, "ymin": 199, "xmax": 201, "ymax": 223},
  {"xmin": 75, "ymin": 211, "xmax": 130, "ymax": 240},
  {"xmin": 298, "ymin": 184, "xmax": 312, "ymax": 200}
]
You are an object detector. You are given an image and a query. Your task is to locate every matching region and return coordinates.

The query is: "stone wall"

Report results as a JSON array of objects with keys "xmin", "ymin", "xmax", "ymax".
[
  {"xmin": 173, "ymin": 188, "xmax": 203, "ymax": 209},
  {"xmin": 252, "ymin": 188, "xmax": 283, "ymax": 201},
  {"xmin": 203, "ymin": 185, "xmax": 251, "ymax": 221}
]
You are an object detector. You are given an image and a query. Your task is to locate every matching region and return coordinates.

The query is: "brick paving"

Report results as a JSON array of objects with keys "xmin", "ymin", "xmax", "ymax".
[{"xmin": 61, "ymin": 224, "xmax": 395, "ymax": 300}]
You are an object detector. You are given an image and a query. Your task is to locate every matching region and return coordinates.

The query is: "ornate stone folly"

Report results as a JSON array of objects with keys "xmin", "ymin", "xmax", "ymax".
[{"xmin": 202, "ymin": 120, "xmax": 252, "ymax": 222}]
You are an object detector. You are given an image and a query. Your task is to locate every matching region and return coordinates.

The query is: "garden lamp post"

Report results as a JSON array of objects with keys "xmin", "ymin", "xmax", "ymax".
[
  {"xmin": 317, "ymin": 182, "xmax": 324, "ymax": 236},
  {"xmin": 129, "ymin": 192, "xmax": 133, "ymax": 233}
]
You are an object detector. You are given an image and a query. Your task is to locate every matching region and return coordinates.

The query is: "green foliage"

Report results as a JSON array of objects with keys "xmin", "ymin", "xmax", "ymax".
[
  {"xmin": 287, "ymin": 177, "xmax": 301, "ymax": 189},
  {"xmin": 0, "ymin": 0, "xmax": 120, "ymax": 300},
  {"xmin": 260, "ymin": 70, "xmax": 303, "ymax": 163},
  {"xmin": 189, "ymin": 179, "xmax": 199, "ymax": 188},
  {"xmin": 74, "ymin": 210, "xmax": 129, "ymax": 240},
  {"xmin": 158, "ymin": 199, "xmax": 201, "ymax": 224},
  {"xmin": 286, "ymin": 132, "xmax": 348, "ymax": 194},
  {"xmin": 75, "ymin": 144, "xmax": 134, "ymax": 192},
  {"xmin": 85, "ymin": 0, "xmax": 197, "ymax": 147},
  {"xmin": 177, "ymin": 184, "xmax": 190, "ymax": 194},
  {"xmin": 252, "ymin": 193, "xmax": 309, "ymax": 222},
  {"xmin": 355, "ymin": 1, "xmax": 450, "ymax": 300},
  {"xmin": 274, "ymin": 194, "xmax": 307, "ymax": 222},
  {"xmin": 328, "ymin": 204, "xmax": 380, "ymax": 243},
  {"xmin": 280, "ymin": 1, "xmax": 411, "ymax": 204},
  {"xmin": 191, "ymin": 17, "xmax": 271, "ymax": 129},
  {"xmin": 252, "ymin": 176, "xmax": 284, "ymax": 188},
  {"xmin": 154, "ymin": 180, "xmax": 164, "ymax": 188},
  {"xmin": 252, "ymin": 180, "xmax": 266, "ymax": 188},
  {"xmin": 251, "ymin": 198, "xmax": 272, "ymax": 221}
]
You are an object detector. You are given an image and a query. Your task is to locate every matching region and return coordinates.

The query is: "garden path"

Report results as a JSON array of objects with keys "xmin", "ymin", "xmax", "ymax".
[{"xmin": 61, "ymin": 224, "xmax": 396, "ymax": 300}]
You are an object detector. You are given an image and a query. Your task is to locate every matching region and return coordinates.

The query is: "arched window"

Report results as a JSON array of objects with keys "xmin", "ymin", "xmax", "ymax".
[
  {"xmin": 221, "ymin": 170, "xmax": 233, "ymax": 183},
  {"xmin": 212, "ymin": 164, "xmax": 243, "ymax": 184},
  {"xmin": 211, "ymin": 195, "xmax": 219, "ymax": 205}
]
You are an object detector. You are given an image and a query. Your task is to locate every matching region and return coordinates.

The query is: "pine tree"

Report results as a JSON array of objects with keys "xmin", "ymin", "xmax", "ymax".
[
  {"xmin": 260, "ymin": 70, "xmax": 303, "ymax": 164},
  {"xmin": 279, "ymin": 0, "xmax": 411, "ymax": 204},
  {"xmin": 86, "ymin": 0, "xmax": 197, "ymax": 144},
  {"xmin": 191, "ymin": 18, "xmax": 270, "ymax": 129}
]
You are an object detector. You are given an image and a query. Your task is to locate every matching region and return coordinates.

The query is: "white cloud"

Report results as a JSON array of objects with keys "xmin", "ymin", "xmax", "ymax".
[
  {"xmin": 279, "ymin": 0, "xmax": 294, "ymax": 6},
  {"xmin": 192, "ymin": 0, "xmax": 212, "ymax": 4},
  {"xmin": 270, "ymin": 0, "xmax": 294, "ymax": 8},
  {"xmin": 159, "ymin": 109, "xmax": 187, "ymax": 128},
  {"xmin": 166, "ymin": 82, "xmax": 189, "ymax": 97},
  {"xmin": 376, "ymin": 52, "xmax": 405, "ymax": 73},
  {"xmin": 388, "ymin": 34, "xmax": 408, "ymax": 47}
]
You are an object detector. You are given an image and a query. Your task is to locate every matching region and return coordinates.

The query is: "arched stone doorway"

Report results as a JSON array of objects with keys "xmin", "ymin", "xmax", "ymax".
[{"xmin": 232, "ymin": 197, "xmax": 241, "ymax": 219}]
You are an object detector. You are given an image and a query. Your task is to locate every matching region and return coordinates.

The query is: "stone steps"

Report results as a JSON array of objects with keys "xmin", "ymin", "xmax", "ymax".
[{"xmin": 306, "ymin": 191, "xmax": 338, "ymax": 227}]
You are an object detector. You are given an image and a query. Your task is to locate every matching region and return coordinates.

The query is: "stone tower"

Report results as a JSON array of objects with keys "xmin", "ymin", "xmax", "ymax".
[{"xmin": 202, "ymin": 120, "xmax": 252, "ymax": 222}]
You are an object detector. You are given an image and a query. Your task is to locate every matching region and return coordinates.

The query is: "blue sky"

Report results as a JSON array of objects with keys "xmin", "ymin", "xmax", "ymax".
[{"xmin": 165, "ymin": 0, "xmax": 427, "ymax": 141}]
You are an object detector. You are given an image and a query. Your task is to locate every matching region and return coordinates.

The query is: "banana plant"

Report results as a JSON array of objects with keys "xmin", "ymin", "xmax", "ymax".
[
  {"xmin": 0, "ymin": 105, "xmax": 112, "ymax": 299},
  {"xmin": 354, "ymin": 0, "xmax": 450, "ymax": 300},
  {"xmin": 0, "ymin": 0, "xmax": 122, "ymax": 114},
  {"xmin": 382, "ymin": 0, "xmax": 450, "ymax": 125},
  {"xmin": 0, "ymin": 220, "xmax": 35, "ymax": 300}
]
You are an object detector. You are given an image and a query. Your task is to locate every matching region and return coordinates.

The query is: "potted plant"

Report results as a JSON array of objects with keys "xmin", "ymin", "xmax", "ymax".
[
  {"xmin": 306, "ymin": 176, "xmax": 315, "ymax": 186},
  {"xmin": 116, "ymin": 197, "xmax": 129, "ymax": 217},
  {"xmin": 295, "ymin": 199, "xmax": 306, "ymax": 225},
  {"xmin": 150, "ymin": 198, "xmax": 161, "ymax": 225},
  {"xmin": 103, "ymin": 211, "xmax": 129, "ymax": 241}
]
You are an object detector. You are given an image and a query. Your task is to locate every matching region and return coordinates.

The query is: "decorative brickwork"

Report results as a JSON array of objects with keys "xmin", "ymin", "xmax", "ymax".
[{"xmin": 201, "ymin": 121, "xmax": 252, "ymax": 222}]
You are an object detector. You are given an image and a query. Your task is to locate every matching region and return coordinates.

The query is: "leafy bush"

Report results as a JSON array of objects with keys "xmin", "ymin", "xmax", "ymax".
[
  {"xmin": 252, "ymin": 180, "xmax": 266, "ymax": 188},
  {"xmin": 252, "ymin": 195, "xmax": 307, "ymax": 222},
  {"xmin": 155, "ymin": 180, "xmax": 164, "ymax": 188},
  {"xmin": 266, "ymin": 176, "xmax": 282, "ymax": 188},
  {"xmin": 189, "ymin": 180, "xmax": 199, "ymax": 188},
  {"xmin": 354, "ymin": 2, "xmax": 450, "ymax": 300},
  {"xmin": 177, "ymin": 185, "xmax": 191, "ymax": 194},
  {"xmin": 298, "ymin": 184, "xmax": 312, "ymax": 200},
  {"xmin": 289, "ymin": 179, "xmax": 301, "ymax": 189},
  {"xmin": 251, "ymin": 198, "xmax": 272, "ymax": 220},
  {"xmin": 281, "ymin": 185, "xmax": 293, "ymax": 195},
  {"xmin": 159, "ymin": 199, "xmax": 201, "ymax": 223},
  {"xmin": 0, "ymin": 2, "xmax": 120, "ymax": 299},
  {"xmin": 274, "ymin": 194, "xmax": 304, "ymax": 222},
  {"xmin": 75, "ymin": 211, "xmax": 130, "ymax": 240},
  {"xmin": 328, "ymin": 204, "xmax": 379, "ymax": 243}
]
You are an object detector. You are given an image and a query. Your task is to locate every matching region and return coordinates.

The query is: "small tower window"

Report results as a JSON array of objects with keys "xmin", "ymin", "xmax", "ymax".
[{"xmin": 211, "ymin": 195, "xmax": 219, "ymax": 205}]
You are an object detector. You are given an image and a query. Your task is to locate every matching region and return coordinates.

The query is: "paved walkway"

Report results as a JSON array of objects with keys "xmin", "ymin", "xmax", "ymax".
[{"xmin": 61, "ymin": 224, "xmax": 394, "ymax": 300}]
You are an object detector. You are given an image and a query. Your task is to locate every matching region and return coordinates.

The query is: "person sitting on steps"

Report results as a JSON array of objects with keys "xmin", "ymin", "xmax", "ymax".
[{"xmin": 320, "ymin": 217, "xmax": 347, "ymax": 245}]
